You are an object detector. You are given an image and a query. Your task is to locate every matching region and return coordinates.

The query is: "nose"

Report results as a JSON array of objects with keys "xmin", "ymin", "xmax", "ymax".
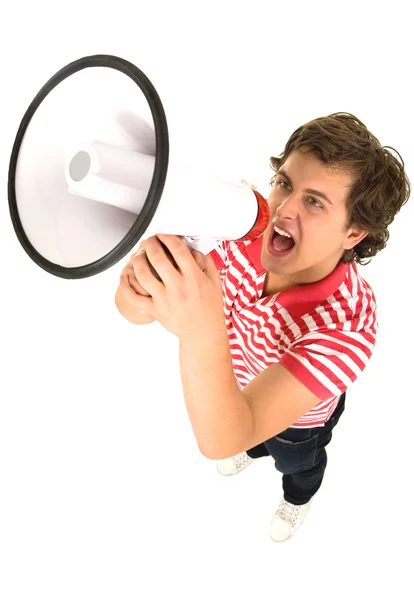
[{"xmin": 274, "ymin": 193, "xmax": 300, "ymax": 221}]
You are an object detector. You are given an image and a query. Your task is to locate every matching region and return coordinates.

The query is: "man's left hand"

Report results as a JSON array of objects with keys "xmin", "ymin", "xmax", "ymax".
[{"xmin": 119, "ymin": 234, "xmax": 226, "ymax": 341}]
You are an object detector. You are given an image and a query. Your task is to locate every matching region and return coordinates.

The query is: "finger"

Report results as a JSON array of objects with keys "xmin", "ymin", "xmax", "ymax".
[
  {"xmin": 119, "ymin": 275, "xmax": 155, "ymax": 314},
  {"xmin": 140, "ymin": 236, "xmax": 182, "ymax": 287},
  {"xmin": 127, "ymin": 242, "xmax": 162, "ymax": 293},
  {"xmin": 203, "ymin": 253, "xmax": 222, "ymax": 280},
  {"xmin": 131, "ymin": 243, "xmax": 166, "ymax": 297},
  {"xmin": 204, "ymin": 253, "xmax": 218, "ymax": 272},
  {"xmin": 120, "ymin": 257, "xmax": 151, "ymax": 295},
  {"xmin": 191, "ymin": 250, "xmax": 207, "ymax": 272},
  {"xmin": 128, "ymin": 274, "xmax": 151, "ymax": 296},
  {"xmin": 124, "ymin": 266, "xmax": 151, "ymax": 296},
  {"xmin": 125, "ymin": 247, "xmax": 144, "ymax": 264},
  {"xmin": 155, "ymin": 234, "xmax": 199, "ymax": 278}
]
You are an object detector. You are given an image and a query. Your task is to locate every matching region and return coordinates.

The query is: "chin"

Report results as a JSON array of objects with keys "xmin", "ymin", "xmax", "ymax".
[
  {"xmin": 260, "ymin": 247, "xmax": 289, "ymax": 274},
  {"xmin": 261, "ymin": 234, "xmax": 294, "ymax": 270}
]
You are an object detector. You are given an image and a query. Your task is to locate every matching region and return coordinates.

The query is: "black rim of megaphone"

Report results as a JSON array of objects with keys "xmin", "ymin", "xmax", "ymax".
[{"xmin": 8, "ymin": 54, "xmax": 169, "ymax": 279}]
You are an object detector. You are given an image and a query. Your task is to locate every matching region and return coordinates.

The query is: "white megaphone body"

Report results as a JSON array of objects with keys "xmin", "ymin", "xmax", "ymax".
[{"xmin": 8, "ymin": 55, "xmax": 269, "ymax": 279}]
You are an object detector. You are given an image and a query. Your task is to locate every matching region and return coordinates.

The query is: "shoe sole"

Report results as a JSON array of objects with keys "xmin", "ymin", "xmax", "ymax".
[{"xmin": 216, "ymin": 461, "xmax": 254, "ymax": 477}]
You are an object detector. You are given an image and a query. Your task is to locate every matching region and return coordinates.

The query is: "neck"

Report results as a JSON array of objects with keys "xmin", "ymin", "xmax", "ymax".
[
  {"xmin": 262, "ymin": 256, "xmax": 344, "ymax": 298},
  {"xmin": 262, "ymin": 272, "xmax": 299, "ymax": 297}
]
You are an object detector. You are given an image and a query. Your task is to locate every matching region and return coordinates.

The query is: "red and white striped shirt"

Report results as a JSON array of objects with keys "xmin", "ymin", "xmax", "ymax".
[{"xmin": 210, "ymin": 236, "xmax": 378, "ymax": 428}]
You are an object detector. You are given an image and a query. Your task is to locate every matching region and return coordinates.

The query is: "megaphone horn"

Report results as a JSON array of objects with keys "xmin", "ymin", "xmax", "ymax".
[{"xmin": 8, "ymin": 54, "xmax": 269, "ymax": 279}]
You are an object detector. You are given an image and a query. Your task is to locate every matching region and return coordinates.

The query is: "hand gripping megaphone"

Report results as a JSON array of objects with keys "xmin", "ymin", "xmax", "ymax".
[{"xmin": 8, "ymin": 55, "xmax": 270, "ymax": 279}]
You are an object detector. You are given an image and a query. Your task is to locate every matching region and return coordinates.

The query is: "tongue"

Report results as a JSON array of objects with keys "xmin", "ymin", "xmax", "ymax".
[{"xmin": 273, "ymin": 233, "xmax": 295, "ymax": 252}]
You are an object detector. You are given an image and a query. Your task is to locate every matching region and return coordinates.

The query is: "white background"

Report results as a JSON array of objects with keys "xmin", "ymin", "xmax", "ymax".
[{"xmin": 1, "ymin": 1, "xmax": 413, "ymax": 599}]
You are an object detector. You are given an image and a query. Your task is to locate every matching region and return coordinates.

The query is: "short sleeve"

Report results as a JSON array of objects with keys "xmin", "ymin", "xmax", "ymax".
[
  {"xmin": 209, "ymin": 240, "xmax": 231, "ymax": 271},
  {"xmin": 279, "ymin": 328, "xmax": 377, "ymax": 401}
]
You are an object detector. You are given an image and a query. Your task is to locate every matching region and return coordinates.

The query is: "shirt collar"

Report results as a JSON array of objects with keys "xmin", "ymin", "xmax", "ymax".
[{"xmin": 244, "ymin": 236, "xmax": 351, "ymax": 318}]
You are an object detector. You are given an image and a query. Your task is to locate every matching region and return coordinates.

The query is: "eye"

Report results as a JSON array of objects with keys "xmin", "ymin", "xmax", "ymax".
[
  {"xmin": 278, "ymin": 180, "xmax": 324, "ymax": 209},
  {"xmin": 278, "ymin": 180, "xmax": 289, "ymax": 189},
  {"xmin": 308, "ymin": 197, "xmax": 324, "ymax": 209}
]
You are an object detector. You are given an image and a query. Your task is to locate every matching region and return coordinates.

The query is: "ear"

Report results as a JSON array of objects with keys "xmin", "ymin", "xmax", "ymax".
[{"xmin": 342, "ymin": 227, "xmax": 369, "ymax": 250}]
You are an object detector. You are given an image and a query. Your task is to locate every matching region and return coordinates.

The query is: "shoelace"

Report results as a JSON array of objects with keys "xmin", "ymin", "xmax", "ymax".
[
  {"xmin": 277, "ymin": 500, "xmax": 300, "ymax": 526},
  {"xmin": 233, "ymin": 453, "xmax": 251, "ymax": 469}
]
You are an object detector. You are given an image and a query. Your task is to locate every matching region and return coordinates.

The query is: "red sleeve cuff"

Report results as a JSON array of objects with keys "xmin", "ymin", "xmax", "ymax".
[
  {"xmin": 210, "ymin": 248, "xmax": 225, "ymax": 270},
  {"xmin": 279, "ymin": 353, "xmax": 338, "ymax": 401}
]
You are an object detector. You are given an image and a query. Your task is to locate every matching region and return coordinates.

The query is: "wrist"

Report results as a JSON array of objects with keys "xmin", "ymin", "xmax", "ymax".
[{"xmin": 179, "ymin": 318, "xmax": 228, "ymax": 346}]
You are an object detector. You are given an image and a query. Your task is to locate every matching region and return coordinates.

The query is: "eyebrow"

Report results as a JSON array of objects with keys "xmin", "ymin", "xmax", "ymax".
[{"xmin": 277, "ymin": 169, "xmax": 334, "ymax": 205}]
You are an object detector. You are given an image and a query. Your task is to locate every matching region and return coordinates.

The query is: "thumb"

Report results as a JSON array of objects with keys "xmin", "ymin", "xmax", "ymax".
[{"xmin": 191, "ymin": 250, "xmax": 207, "ymax": 271}]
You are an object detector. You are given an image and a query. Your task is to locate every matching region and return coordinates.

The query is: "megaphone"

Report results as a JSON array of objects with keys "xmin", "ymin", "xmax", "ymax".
[{"xmin": 8, "ymin": 55, "xmax": 270, "ymax": 279}]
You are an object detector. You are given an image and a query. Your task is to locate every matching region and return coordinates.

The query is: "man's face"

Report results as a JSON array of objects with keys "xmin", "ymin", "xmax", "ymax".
[{"xmin": 260, "ymin": 149, "xmax": 367, "ymax": 292}]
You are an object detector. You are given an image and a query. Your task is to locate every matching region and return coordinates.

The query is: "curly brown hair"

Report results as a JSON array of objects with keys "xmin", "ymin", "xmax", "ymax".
[{"xmin": 269, "ymin": 113, "xmax": 411, "ymax": 265}]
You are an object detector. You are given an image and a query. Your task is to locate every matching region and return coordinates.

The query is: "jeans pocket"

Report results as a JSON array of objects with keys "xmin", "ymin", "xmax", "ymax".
[{"xmin": 264, "ymin": 434, "xmax": 318, "ymax": 475}]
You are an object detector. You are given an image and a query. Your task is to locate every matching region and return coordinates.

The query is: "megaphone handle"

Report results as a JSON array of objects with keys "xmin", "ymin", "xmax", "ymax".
[{"xmin": 181, "ymin": 236, "xmax": 220, "ymax": 255}]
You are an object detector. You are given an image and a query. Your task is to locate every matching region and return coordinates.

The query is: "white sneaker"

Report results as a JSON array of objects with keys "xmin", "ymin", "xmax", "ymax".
[
  {"xmin": 269, "ymin": 498, "xmax": 312, "ymax": 542},
  {"xmin": 216, "ymin": 452, "xmax": 254, "ymax": 476}
]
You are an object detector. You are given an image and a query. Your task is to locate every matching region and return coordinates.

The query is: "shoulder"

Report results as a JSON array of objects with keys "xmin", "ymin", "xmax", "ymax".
[
  {"xmin": 342, "ymin": 262, "xmax": 378, "ymax": 332},
  {"xmin": 209, "ymin": 238, "xmax": 257, "ymax": 272}
]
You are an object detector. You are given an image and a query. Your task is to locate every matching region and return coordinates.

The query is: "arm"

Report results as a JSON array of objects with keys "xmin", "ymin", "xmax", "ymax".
[
  {"xmin": 122, "ymin": 234, "xmax": 322, "ymax": 459},
  {"xmin": 180, "ymin": 323, "xmax": 374, "ymax": 459},
  {"xmin": 179, "ymin": 324, "xmax": 255, "ymax": 459},
  {"xmin": 179, "ymin": 327, "xmax": 322, "ymax": 460}
]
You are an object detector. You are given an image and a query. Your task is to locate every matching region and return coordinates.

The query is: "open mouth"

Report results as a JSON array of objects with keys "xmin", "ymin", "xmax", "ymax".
[{"xmin": 268, "ymin": 229, "xmax": 296, "ymax": 257}]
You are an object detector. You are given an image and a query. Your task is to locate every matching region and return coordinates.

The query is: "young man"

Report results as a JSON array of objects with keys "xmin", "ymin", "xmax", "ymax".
[{"xmin": 115, "ymin": 113, "xmax": 411, "ymax": 542}]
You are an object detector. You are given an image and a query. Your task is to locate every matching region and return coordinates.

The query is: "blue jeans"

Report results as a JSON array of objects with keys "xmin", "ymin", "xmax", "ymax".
[{"xmin": 246, "ymin": 392, "xmax": 346, "ymax": 505}]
